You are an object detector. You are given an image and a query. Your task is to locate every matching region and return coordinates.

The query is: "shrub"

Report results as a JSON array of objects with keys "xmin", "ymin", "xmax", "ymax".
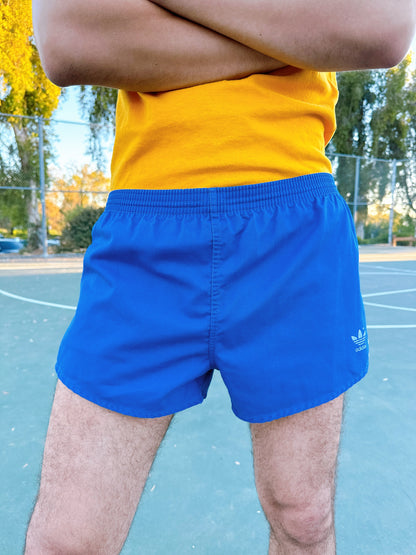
[{"xmin": 59, "ymin": 206, "xmax": 104, "ymax": 252}]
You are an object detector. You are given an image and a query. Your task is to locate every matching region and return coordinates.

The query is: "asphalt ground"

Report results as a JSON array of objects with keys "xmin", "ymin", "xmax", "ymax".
[{"xmin": 1, "ymin": 245, "xmax": 415, "ymax": 554}]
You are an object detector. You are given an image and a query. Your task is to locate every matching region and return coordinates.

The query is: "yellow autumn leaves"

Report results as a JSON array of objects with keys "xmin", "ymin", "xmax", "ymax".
[{"xmin": 0, "ymin": 0, "xmax": 60, "ymax": 117}]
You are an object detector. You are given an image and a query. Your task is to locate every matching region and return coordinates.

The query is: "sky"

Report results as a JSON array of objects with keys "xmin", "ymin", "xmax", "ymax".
[{"xmin": 51, "ymin": 88, "xmax": 113, "ymax": 178}]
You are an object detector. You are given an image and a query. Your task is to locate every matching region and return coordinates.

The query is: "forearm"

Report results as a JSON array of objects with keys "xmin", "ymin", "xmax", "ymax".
[
  {"xmin": 32, "ymin": 0, "xmax": 284, "ymax": 91},
  {"xmin": 151, "ymin": 0, "xmax": 416, "ymax": 71}
]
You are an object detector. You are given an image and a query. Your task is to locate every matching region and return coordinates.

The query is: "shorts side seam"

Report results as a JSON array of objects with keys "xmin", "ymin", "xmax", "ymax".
[{"xmin": 208, "ymin": 188, "xmax": 219, "ymax": 368}]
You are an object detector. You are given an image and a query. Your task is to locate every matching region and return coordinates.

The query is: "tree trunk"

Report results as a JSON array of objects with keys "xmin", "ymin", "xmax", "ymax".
[{"xmin": 12, "ymin": 122, "xmax": 42, "ymax": 250}]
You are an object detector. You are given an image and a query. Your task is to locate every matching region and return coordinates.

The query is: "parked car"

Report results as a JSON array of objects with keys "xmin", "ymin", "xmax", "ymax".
[
  {"xmin": 0, "ymin": 238, "xmax": 25, "ymax": 253},
  {"xmin": 47, "ymin": 238, "xmax": 61, "ymax": 247}
]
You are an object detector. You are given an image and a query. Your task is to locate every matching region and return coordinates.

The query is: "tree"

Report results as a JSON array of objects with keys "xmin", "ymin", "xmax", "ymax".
[
  {"xmin": 329, "ymin": 70, "xmax": 379, "ymax": 231},
  {"xmin": 370, "ymin": 55, "xmax": 416, "ymax": 220},
  {"xmin": 0, "ymin": 0, "xmax": 33, "ymax": 106},
  {"xmin": 78, "ymin": 86, "xmax": 117, "ymax": 166},
  {"xmin": 331, "ymin": 70, "xmax": 376, "ymax": 157},
  {"xmin": 330, "ymin": 54, "xmax": 416, "ymax": 235},
  {"xmin": 0, "ymin": 0, "xmax": 61, "ymax": 247},
  {"xmin": 47, "ymin": 164, "xmax": 110, "ymax": 234}
]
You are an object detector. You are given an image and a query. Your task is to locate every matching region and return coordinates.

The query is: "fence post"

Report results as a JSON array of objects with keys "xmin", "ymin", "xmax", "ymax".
[
  {"xmin": 37, "ymin": 116, "xmax": 48, "ymax": 258},
  {"xmin": 388, "ymin": 159, "xmax": 397, "ymax": 245},
  {"xmin": 353, "ymin": 156, "xmax": 361, "ymax": 224}
]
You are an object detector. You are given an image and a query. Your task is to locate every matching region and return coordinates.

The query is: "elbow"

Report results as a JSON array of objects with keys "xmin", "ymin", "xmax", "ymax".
[
  {"xmin": 35, "ymin": 24, "xmax": 86, "ymax": 87},
  {"xmin": 33, "ymin": 2, "xmax": 88, "ymax": 86},
  {"xmin": 46, "ymin": 63, "xmax": 82, "ymax": 89},
  {"xmin": 330, "ymin": 7, "xmax": 416, "ymax": 71},
  {"xmin": 38, "ymin": 53, "xmax": 74, "ymax": 88},
  {"xmin": 38, "ymin": 46, "xmax": 82, "ymax": 88},
  {"xmin": 362, "ymin": 12, "xmax": 416, "ymax": 69},
  {"xmin": 371, "ymin": 31, "xmax": 415, "ymax": 69}
]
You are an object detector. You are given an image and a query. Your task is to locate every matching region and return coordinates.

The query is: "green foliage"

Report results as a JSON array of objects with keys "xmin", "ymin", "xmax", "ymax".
[
  {"xmin": 0, "ymin": 152, "xmax": 30, "ymax": 231},
  {"xmin": 394, "ymin": 213, "xmax": 416, "ymax": 237},
  {"xmin": 332, "ymin": 70, "xmax": 376, "ymax": 156},
  {"xmin": 78, "ymin": 86, "xmax": 118, "ymax": 166},
  {"xmin": 331, "ymin": 55, "xmax": 416, "ymax": 223},
  {"xmin": 59, "ymin": 206, "xmax": 104, "ymax": 252},
  {"xmin": 333, "ymin": 55, "xmax": 416, "ymax": 160},
  {"xmin": 370, "ymin": 58, "xmax": 416, "ymax": 160},
  {"xmin": 362, "ymin": 220, "xmax": 389, "ymax": 244},
  {"xmin": 0, "ymin": 120, "xmax": 44, "ymax": 248},
  {"xmin": 359, "ymin": 210, "xmax": 415, "ymax": 245},
  {"xmin": 79, "ymin": 86, "xmax": 118, "ymax": 127}
]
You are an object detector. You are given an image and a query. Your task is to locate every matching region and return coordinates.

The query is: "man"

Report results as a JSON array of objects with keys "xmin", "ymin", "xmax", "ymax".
[{"xmin": 27, "ymin": 1, "xmax": 415, "ymax": 554}]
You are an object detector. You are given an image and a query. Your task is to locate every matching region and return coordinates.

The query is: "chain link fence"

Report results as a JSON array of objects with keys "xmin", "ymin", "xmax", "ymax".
[
  {"xmin": 0, "ymin": 112, "xmax": 113, "ymax": 255},
  {"xmin": 1, "ymin": 112, "xmax": 415, "ymax": 255},
  {"xmin": 327, "ymin": 153, "xmax": 416, "ymax": 244}
]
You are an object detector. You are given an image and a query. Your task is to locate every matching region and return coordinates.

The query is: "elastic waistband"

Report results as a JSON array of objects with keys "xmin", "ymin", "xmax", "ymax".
[{"xmin": 106, "ymin": 173, "xmax": 337, "ymax": 215}]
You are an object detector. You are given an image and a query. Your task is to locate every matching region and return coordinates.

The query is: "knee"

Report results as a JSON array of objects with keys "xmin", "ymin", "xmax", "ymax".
[
  {"xmin": 26, "ymin": 536, "xmax": 101, "ymax": 555},
  {"xmin": 261, "ymin": 491, "xmax": 334, "ymax": 547},
  {"xmin": 278, "ymin": 500, "xmax": 333, "ymax": 546},
  {"xmin": 26, "ymin": 521, "xmax": 104, "ymax": 555},
  {"xmin": 26, "ymin": 533, "xmax": 87, "ymax": 555}
]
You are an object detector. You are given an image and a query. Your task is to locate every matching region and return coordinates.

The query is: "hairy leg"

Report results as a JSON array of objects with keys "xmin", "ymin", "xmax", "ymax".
[
  {"xmin": 25, "ymin": 380, "xmax": 173, "ymax": 555},
  {"xmin": 251, "ymin": 395, "xmax": 344, "ymax": 555}
]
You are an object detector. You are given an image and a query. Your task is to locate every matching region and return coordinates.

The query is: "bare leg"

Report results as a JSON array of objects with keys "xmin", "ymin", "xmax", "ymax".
[
  {"xmin": 25, "ymin": 380, "xmax": 173, "ymax": 555},
  {"xmin": 251, "ymin": 395, "xmax": 344, "ymax": 555}
]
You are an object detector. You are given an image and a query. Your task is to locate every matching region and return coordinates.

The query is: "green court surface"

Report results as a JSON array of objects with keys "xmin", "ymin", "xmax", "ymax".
[{"xmin": 1, "ymin": 247, "xmax": 415, "ymax": 554}]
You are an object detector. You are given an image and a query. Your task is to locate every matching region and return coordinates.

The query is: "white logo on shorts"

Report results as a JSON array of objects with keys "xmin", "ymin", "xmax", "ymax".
[{"xmin": 351, "ymin": 329, "xmax": 367, "ymax": 352}]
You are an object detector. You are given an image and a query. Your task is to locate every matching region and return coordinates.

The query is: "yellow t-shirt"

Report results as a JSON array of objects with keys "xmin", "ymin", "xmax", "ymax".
[{"xmin": 111, "ymin": 67, "xmax": 338, "ymax": 190}]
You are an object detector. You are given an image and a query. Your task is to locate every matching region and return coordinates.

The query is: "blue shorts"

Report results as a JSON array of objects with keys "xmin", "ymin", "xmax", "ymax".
[{"xmin": 56, "ymin": 173, "xmax": 369, "ymax": 422}]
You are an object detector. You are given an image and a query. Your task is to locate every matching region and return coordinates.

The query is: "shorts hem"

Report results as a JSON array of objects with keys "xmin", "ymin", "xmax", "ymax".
[
  {"xmin": 232, "ymin": 363, "xmax": 369, "ymax": 424},
  {"xmin": 55, "ymin": 365, "xmax": 206, "ymax": 419}
]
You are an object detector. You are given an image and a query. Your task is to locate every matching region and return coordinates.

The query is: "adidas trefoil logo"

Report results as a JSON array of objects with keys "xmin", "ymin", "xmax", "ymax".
[{"xmin": 351, "ymin": 329, "xmax": 367, "ymax": 352}]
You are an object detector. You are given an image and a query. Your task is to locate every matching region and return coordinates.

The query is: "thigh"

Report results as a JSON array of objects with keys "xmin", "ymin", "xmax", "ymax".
[
  {"xmin": 251, "ymin": 395, "xmax": 344, "ymax": 510},
  {"xmin": 28, "ymin": 380, "xmax": 172, "ymax": 554}
]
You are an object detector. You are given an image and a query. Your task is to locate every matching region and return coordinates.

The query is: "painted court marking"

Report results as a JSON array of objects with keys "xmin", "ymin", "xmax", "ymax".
[
  {"xmin": 363, "ymin": 287, "xmax": 416, "ymax": 314},
  {"xmin": 364, "ymin": 301, "xmax": 416, "ymax": 312},
  {"xmin": 371, "ymin": 265, "xmax": 416, "ymax": 275},
  {"xmin": 0, "ymin": 288, "xmax": 76, "ymax": 310},
  {"xmin": 360, "ymin": 265, "xmax": 416, "ymax": 277},
  {"xmin": 362, "ymin": 287, "xmax": 416, "ymax": 329},
  {"xmin": 368, "ymin": 324, "xmax": 416, "ymax": 329},
  {"xmin": 362, "ymin": 288, "xmax": 416, "ymax": 298},
  {"xmin": 360, "ymin": 271, "xmax": 416, "ymax": 276}
]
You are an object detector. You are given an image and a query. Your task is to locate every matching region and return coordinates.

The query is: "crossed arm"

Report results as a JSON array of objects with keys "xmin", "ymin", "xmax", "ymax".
[
  {"xmin": 33, "ymin": 0, "xmax": 416, "ymax": 91},
  {"xmin": 32, "ymin": 0, "xmax": 284, "ymax": 91},
  {"xmin": 150, "ymin": 0, "xmax": 416, "ymax": 71}
]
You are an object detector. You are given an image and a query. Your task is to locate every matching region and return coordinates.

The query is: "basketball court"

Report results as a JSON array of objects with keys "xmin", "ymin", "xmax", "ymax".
[{"xmin": 1, "ymin": 246, "xmax": 415, "ymax": 554}]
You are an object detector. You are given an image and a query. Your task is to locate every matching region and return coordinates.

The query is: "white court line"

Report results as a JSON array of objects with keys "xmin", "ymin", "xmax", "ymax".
[
  {"xmin": 363, "ymin": 287, "xmax": 416, "ymax": 314},
  {"xmin": 0, "ymin": 288, "xmax": 76, "ymax": 310},
  {"xmin": 367, "ymin": 324, "xmax": 416, "ymax": 329},
  {"xmin": 362, "ymin": 279, "xmax": 416, "ymax": 328},
  {"xmin": 362, "ymin": 288, "xmax": 416, "ymax": 298},
  {"xmin": 364, "ymin": 301, "xmax": 416, "ymax": 312},
  {"xmin": 361, "ymin": 271, "xmax": 416, "ymax": 276},
  {"xmin": 370, "ymin": 265, "xmax": 416, "ymax": 275}
]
